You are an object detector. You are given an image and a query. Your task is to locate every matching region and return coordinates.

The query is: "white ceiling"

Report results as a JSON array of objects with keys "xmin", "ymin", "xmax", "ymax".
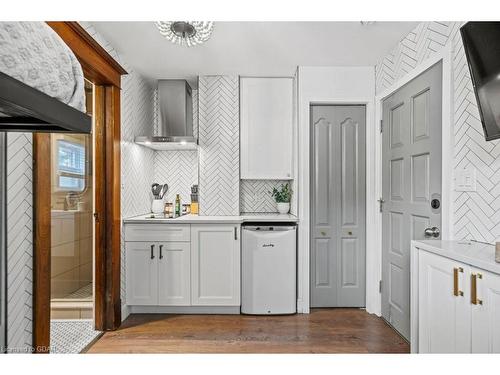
[{"xmin": 91, "ymin": 21, "xmax": 418, "ymax": 87}]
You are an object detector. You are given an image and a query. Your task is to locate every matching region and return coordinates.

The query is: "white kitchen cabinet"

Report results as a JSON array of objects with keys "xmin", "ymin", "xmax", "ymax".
[
  {"xmin": 418, "ymin": 251, "xmax": 471, "ymax": 353},
  {"xmin": 471, "ymin": 267, "xmax": 500, "ymax": 353},
  {"xmin": 412, "ymin": 240, "xmax": 500, "ymax": 353},
  {"xmin": 191, "ymin": 225, "xmax": 241, "ymax": 306},
  {"xmin": 240, "ymin": 77, "xmax": 294, "ymax": 180},
  {"xmin": 126, "ymin": 241, "xmax": 190, "ymax": 306},
  {"xmin": 158, "ymin": 242, "xmax": 191, "ymax": 306},
  {"xmin": 125, "ymin": 242, "xmax": 158, "ymax": 305}
]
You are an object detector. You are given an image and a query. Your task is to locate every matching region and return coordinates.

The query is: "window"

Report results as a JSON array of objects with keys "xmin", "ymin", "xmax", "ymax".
[{"xmin": 56, "ymin": 140, "xmax": 86, "ymax": 191}]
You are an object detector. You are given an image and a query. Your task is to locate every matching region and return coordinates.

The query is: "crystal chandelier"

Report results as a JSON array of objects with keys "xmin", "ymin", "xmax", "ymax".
[{"xmin": 156, "ymin": 21, "xmax": 214, "ymax": 47}]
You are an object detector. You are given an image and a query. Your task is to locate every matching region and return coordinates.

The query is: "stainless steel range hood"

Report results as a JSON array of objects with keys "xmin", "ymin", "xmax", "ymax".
[{"xmin": 135, "ymin": 80, "xmax": 197, "ymax": 151}]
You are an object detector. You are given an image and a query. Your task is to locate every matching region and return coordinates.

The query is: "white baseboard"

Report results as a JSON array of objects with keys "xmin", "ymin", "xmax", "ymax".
[
  {"xmin": 121, "ymin": 304, "xmax": 130, "ymax": 322},
  {"xmin": 129, "ymin": 305, "xmax": 241, "ymax": 314}
]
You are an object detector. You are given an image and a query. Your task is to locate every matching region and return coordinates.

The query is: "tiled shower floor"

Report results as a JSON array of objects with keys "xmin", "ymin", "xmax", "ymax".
[
  {"xmin": 65, "ymin": 283, "xmax": 93, "ymax": 300},
  {"xmin": 50, "ymin": 319, "xmax": 101, "ymax": 353}
]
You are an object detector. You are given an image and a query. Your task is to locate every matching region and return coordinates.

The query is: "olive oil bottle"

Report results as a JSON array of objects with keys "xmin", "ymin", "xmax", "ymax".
[{"xmin": 175, "ymin": 194, "xmax": 181, "ymax": 217}]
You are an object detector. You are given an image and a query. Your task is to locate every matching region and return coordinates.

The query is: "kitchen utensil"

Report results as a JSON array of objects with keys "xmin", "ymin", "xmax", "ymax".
[
  {"xmin": 191, "ymin": 185, "xmax": 198, "ymax": 194},
  {"xmin": 159, "ymin": 183, "xmax": 169, "ymax": 199},
  {"xmin": 151, "ymin": 183, "xmax": 162, "ymax": 199}
]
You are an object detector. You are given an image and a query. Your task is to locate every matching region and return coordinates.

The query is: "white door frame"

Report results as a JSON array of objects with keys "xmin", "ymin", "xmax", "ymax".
[
  {"xmin": 298, "ymin": 98, "xmax": 375, "ymax": 313},
  {"xmin": 366, "ymin": 43, "xmax": 454, "ymax": 316}
]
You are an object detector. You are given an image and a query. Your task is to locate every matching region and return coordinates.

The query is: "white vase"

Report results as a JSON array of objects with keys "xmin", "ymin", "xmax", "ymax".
[
  {"xmin": 276, "ymin": 202, "xmax": 290, "ymax": 214},
  {"xmin": 151, "ymin": 199, "xmax": 164, "ymax": 214}
]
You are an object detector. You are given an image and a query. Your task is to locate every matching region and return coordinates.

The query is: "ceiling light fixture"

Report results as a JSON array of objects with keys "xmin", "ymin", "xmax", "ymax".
[{"xmin": 156, "ymin": 21, "xmax": 214, "ymax": 47}]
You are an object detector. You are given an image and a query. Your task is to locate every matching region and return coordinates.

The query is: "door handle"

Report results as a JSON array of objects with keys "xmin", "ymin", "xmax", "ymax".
[
  {"xmin": 159, "ymin": 244, "xmax": 163, "ymax": 260},
  {"xmin": 150, "ymin": 244, "xmax": 155, "ymax": 259},
  {"xmin": 424, "ymin": 227, "xmax": 440, "ymax": 238},
  {"xmin": 471, "ymin": 273, "xmax": 483, "ymax": 305},
  {"xmin": 453, "ymin": 267, "xmax": 464, "ymax": 297}
]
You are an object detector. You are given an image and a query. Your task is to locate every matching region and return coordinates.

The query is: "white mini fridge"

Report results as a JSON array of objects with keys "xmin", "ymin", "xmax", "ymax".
[{"xmin": 241, "ymin": 224, "xmax": 297, "ymax": 315}]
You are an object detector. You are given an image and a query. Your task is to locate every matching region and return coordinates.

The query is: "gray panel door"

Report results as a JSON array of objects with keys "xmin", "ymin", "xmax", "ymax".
[
  {"xmin": 310, "ymin": 105, "xmax": 366, "ymax": 307},
  {"xmin": 0, "ymin": 133, "xmax": 6, "ymax": 352},
  {"xmin": 381, "ymin": 62, "xmax": 442, "ymax": 340}
]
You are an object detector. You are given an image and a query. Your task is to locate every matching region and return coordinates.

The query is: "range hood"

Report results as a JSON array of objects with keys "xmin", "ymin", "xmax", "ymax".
[
  {"xmin": 135, "ymin": 80, "xmax": 197, "ymax": 150},
  {"xmin": 0, "ymin": 71, "xmax": 91, "ymax": 133}
]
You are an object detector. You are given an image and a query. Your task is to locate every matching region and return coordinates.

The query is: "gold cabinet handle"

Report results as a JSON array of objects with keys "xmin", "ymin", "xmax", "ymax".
[
  {"xmin": 453, "ymin": 267, "xmax": 464, "ymax": 296},
  {"xmin": 471, "ymin": 273, "xmax": 483, "ymax": 305}
]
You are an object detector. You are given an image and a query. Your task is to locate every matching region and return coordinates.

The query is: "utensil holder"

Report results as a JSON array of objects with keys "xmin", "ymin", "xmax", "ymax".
[{"xmin": 151, "ymin": 199, "xmax": 164, "ymax": 214}]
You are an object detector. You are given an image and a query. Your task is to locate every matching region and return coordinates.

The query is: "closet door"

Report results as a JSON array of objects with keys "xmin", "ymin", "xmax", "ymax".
[
  {"xmin": 471, "ymin": 267, "xmax": 500, "ymax": 353},
  {"xmin": 310, "ymin": 105, "xmax": 366, "ymax": 308}
]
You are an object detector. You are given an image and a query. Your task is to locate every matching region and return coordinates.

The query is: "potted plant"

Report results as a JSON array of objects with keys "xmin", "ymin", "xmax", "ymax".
[{"xmin": 270, "ymin": 183, "xmax": 292, "ymax": 214}]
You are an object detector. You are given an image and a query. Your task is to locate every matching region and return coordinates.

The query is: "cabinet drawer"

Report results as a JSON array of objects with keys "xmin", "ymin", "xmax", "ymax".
[{"xmin": 125, "ymin": 224, "xmax": 190, "ymax": 242}]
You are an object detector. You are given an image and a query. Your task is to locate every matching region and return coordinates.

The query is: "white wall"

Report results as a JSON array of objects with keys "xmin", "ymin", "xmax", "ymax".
[{"xmin": 296, "ymin": 66, "xmax": 375, "ymax": 313}]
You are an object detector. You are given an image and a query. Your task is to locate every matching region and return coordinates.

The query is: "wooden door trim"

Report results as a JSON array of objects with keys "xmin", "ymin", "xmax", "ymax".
[
  {"xmin": 32, "ymin": 22, "xmax": 126, "ymax": 352},
  {"xmin": 46, "ymin": 22, "xmax": 127, "ymax": 88},
  {"xmin": 33, "ymin": 134, "xmax": 51, "ymax": 353}
]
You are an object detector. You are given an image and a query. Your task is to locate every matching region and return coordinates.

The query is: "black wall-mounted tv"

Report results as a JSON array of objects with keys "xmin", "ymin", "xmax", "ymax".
[{"xmin": 461, "ymin": 22, "xmax": 500, "ymax": 141}]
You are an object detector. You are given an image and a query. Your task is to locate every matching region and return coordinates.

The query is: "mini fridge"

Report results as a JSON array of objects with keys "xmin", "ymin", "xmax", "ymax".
[{"xmin": 241, "ymin": 224, "xmax": 297, "ymax": 315}]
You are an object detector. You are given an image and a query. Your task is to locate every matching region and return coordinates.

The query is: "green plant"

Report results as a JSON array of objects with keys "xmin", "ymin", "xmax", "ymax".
[{"xmin": 270, "ymin": 183, "xmax": 292, "ymax": 203}]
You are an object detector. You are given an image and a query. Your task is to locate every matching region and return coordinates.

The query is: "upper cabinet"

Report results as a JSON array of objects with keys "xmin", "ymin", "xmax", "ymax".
[{"xmin": 240, "ymin": 77, "xmax": 294, "ymax": 180}]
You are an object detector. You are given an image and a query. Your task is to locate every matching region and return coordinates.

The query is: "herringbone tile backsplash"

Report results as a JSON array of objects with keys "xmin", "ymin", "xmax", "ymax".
[
  {"xmin": 376, "ymin": 21, "xmax": 500, "ymax": 242},
  {"xmin": 198, "ymin": 76, "xmax": 240, "ymax": 215},
  {"xmin": 154, "ymin": 151, "xmax": 198, "ymax": 204},
  {"xmin": 240, "ymin": 180, "xmax": 290, "ymax": 213}
]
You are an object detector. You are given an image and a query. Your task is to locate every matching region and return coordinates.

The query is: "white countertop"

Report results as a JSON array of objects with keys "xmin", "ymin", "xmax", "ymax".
[
  {"xmin": 123, "ymin": 212, "xmax": 299, "ymax": 224},
  {"xmin": 412, "ymin": 240, "xmax": 500, "ymax": 274}
]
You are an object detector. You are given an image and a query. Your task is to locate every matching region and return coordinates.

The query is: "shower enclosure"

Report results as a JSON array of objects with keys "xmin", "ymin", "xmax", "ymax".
[{"xmin": 50, "ymin": 80, "xmax": 94, "ymax": 320}]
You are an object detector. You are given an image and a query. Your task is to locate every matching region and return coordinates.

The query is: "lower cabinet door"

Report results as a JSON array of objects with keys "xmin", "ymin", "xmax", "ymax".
[
  {"xmin": 125, "ymin": 242, "xmax": 158, "ymax": 305},
  {"xmin": 418, "ymin": 251, "xmax": 471, "ymax": 353},
  {"xmin": 191, "ymin": 225, "xmax": 241, "ymax": 306},
  {"xmin": 471, "ymin": 267, "xmax": 500, "ymax": 353},
  {"xmin": 158, "ymin": 242, "xmax": 191, "ymax": 306}
]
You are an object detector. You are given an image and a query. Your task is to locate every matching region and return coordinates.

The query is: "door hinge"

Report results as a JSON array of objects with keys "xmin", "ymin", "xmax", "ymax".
[
  {"xmin": 377, "ymin": 197, "xmax": 385, "ymax": 213},
  {"xmin": 379, "ymin": 280, "xmax": 383, "ymax": 293},
  {"xmin": 380, "ymin": 119, "xmax": 383, "ymax": 133}
]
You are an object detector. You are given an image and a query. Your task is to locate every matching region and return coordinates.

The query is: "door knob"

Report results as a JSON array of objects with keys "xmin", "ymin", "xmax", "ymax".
[{"xmin": 424, "ymin": 227, "xmax": 440, "ymax": 238}]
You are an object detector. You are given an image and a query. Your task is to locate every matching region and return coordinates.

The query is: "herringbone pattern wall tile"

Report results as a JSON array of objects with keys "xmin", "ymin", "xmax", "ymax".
[
  {"xmin": 6, "ymin": 132, "xmax": 33, "ymax": 351},
  {"xmin": 376, "ymin": 21, "xmax": 500, "ymax": 242},
  {"xmin": 240, "ymin": 180, "xmax": 289, "ymax": 213},
  {"xmin": 154, "ymin": 151, "xmax": 198, "ymax": 203},
  {"xmin": 198, "ymin": 76, "xmax": 240, "ymax": 215}
]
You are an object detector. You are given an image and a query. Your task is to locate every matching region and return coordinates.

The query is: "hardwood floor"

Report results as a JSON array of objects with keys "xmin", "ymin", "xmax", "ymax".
[{"xmin": 87, "ymin": 309, "xmax": 409, "ymax": 353}]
